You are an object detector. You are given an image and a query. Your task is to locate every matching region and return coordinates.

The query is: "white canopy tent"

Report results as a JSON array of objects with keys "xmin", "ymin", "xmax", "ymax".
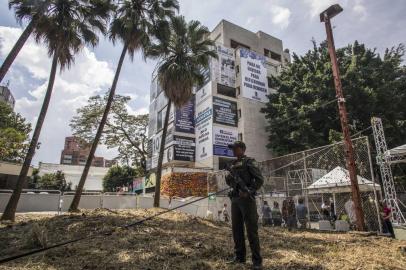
[
  {"xmin": 307, "ymin": 166, "xmax": 381, "ymax": 194},
  {"xmin": 384, "ymin": 144, "xmax": 406, "ymax": 164}
]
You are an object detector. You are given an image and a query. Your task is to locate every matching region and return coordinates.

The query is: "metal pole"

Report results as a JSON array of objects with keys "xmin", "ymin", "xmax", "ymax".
[
  {"xmin": 323, "ymin": 15, "xmax": 365, "ymax": 231},
  {"xmin": 303, "ymin": 152, "xmax": 311, "ymax": 228},
  {"xmin": 366, "ymin": 137, "xmax": 383, "ymax": 233}
]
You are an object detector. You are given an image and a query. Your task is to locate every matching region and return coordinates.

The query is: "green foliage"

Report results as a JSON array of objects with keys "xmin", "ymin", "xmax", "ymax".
[
  {"xmin": 0, "ymin": 101, "xmax": 31, "ymax": 161},
  {"xmin": 21, "ymin": 0, "xmax": 113, "ymax": 69},
  {"xmin": 70, "ymin": 94, "xmax": 148, "ymax": 173},
  {"xmin": 147, "ymin": 15, "xmax": 217, "ymax": 107},
  {"xmin": 109, "ymin": 0, "xmax": 179, "ymax": 60},
  {"xmin": 37, "ymin": 170, "xmax": 71, "ymax": 191},
  {"xmin": 262, "ymin": 41, "xmax": 406, "ymax": 155},
  {"xmin": 102, "ymin": 165, "xmax": 140, "ymax": 192}
]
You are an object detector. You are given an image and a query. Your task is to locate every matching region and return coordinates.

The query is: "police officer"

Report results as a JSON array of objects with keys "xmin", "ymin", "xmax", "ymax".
[{"xmin": 225, "ymin": 141, "xmax": 264, "ymax": 270}]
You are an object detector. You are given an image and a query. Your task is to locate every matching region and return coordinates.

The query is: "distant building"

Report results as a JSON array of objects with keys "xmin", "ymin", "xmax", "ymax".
[
  {"xmin": 0, "ymin": 85, "xmax": 15, "ymax": 108},
  {"xmin": 60, "ymin": 136, "xmax": 116, "ymax": 168},
  {"xmin": 0, "ymin": 161, "xmax": 33, "ymax": 189},
  {"xmin": 38, "ymin": 163, "xmax": 109, "ymax": 191}
]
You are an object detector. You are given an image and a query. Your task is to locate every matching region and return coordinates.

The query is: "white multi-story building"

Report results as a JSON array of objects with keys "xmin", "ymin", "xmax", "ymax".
[{"xmin": 146, "ymin": 20, "xmax": 290, "ymax": 174}]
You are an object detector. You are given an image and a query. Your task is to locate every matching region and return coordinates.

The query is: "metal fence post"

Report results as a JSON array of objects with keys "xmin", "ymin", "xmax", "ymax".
[
  {"xmin": 367, "ymin": 137, "xmax": 383, "ymax": 233},
  {"xmin": 303, "ymin": 151, "xmax": 311, "ymax": 228}
]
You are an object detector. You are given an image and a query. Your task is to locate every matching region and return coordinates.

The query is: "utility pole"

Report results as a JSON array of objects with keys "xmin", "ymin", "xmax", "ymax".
[{"xmin": 320, "ymin": 4, "xmax": 365, "ymax": 230}]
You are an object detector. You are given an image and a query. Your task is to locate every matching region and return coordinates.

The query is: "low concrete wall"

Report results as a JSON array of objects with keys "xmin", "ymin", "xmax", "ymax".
[
  {"xmin": 103, "ymin": 195, "xmax": 137, "ymax": 209},
  {"xmin": 0, "ymin": 193, "xmax": 61, "ymax": 212},
  {"xmin": 61, "ymin": 195, "xmax": 102, "ymax": 212}
]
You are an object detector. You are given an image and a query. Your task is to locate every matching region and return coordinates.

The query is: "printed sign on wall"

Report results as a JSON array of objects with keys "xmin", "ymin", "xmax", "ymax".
[
  {"xmin": 195, "ymin": 97, "xmax": 213, "ymax": 162},
  {"xmin": 175, "ymin": 96, "xmax": 195, "ymax": 134},
  {"xmin": 173, "ymin": 136, "xmax": 195, "ymax": 162},
  {"xmin": 213, "ymin": 126, "xmax": 237, "ymax": 157},
  {"xmin": 195, "ymin": 82, "xmax": 212, "ymax": 107},
  {"xmin": 213, "ymin": 96, "xmax": 237, "ymax": 127},
  {"xmin": 239, "ymin": 48, "xmax": 269, "ymax": 103},
  {"xmin": 211, "ymin": 44, "xmax": 236, "ymax": 87}
]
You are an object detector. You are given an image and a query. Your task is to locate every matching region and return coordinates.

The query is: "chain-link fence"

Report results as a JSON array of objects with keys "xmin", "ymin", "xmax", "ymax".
[
  {"xmin": 206, "ymin": 137, "xmax": 383, "ymax": 231},
  {"xmin": 256, "ymin": 136, "xmax": 382, "ymax": 231}
]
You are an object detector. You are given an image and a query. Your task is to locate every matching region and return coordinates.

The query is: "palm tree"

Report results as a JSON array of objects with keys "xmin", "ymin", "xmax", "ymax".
[
  {"xmin": 0, "ymin": 0, "xmax": 50, "ymax": 83},
  {"xmin": 69, "ymin": 0, "xmax": 179, "ymax": 211},
  {"xmin": 1, "ymin": 0, "xmax": 112, "ymax": 221},
  {"xmin": 147, "ymin": 16, "xmax": 217, "ymax": 207}
]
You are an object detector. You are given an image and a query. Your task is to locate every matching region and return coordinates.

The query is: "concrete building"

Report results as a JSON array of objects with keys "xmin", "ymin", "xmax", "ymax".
[
  {"xmin": 60, "ymin": 136, "xmax": 116, "ymax": 168},
  {"xmin": 0, "ymin": 161, "xmax": 33, "ymax": 189},
  {"xmin": 38, "ymin": 163, "xmax": 109, "ymax": 191},
  {"xmin": 146, "ymin": 19, "xmax": 289, "ymax": 173},
  {"xmin": 0, "ymin": 85, "xmax": 15, "ymax": 108}
]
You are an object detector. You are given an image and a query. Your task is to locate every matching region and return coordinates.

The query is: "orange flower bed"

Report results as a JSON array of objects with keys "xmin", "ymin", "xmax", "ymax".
[{"xmin": 161, "ymin": 172, "xmax": 208, "ymax": 198}]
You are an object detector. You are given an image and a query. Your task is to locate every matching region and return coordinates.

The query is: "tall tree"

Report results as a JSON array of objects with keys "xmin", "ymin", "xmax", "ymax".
[
  {"xmin": 261, "ymin": 41, "xmax": 406, "ymax": 156},
  {"xmin": 102, "ymin": 165, "xmax": 141, "ymax": 192},
  {"xmin": 0, "ymin": 101, "xmax": 31, "ymax": 162},
  {"xmin": 69, "ymin": 0, "xmax": 179, "ymax": 211},
  {"xmin": 70, "ymin": 94, "xmax": 149, "ymax": 172},
  {"xmin": 0, "ymin": 0, "xmax": 50, "ymax": 83},
  {"xmin": 147, "ymin": 16, "xmax": 217, "ymax": 207},
  {"xmin": 1, "ymin": 0, "xmax": 112, "ymax": 221}
]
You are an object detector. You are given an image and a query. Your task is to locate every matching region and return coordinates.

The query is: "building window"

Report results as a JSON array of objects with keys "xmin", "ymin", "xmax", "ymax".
[
  {"xmin": 264, "ymin": 48, "xmax": 282, "ymax": 62},
  {"xmin": 236, "ymin": 86, "xmax": 240, "ymax": 96},
  {"xmin": 230, "ymin": 39, "xmax": 250, "ymax": 50},
  {"xmin": 217, "ymin": 83, "xmax": 236, "ymax": 98},
  {"xmin": 238, "ymin": 133, "xmax": 243, "ymax": 141},
  {"xmin": 238, "ymin": 109, "xmax": 242, "ymax": 119},
  {"xmin": 267, "ymin": 77, "xmax": 272, "ymax": 88},
  {"xmin": 157, "ymin": 109, "xmax": 163, "ymax": 130}
]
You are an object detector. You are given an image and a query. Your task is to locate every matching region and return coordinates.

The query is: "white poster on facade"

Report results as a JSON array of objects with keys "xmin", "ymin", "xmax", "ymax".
[
  {"xmin": 150, "ymin": 125, "xmax": 174, "ymax": 169},
  {"xmin": 211, "ymin": 44, "xmax": 236, "ymax": 87},
  {"xmin": 195, "ymin": 81, "xmax": 212, "ymax": 106},
  {"xmin": 239, "ymin": 48, "xmax": 268, "ymax": 103},
  {"xmin": 213, "ymin": 126, "xmax": 237, "ymax": 157},
  {"xmin": 195, "ymin": 97, "xmax": 213, "ymax": 162}
]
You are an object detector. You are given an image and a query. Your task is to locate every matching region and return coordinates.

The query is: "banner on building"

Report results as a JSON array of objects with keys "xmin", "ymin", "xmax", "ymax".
[
  {"xmin": 175, "ymin": 96, "xmax": 195, "ymax": 134},
  {"xmin": 211, "ymin": 44, "xmax": 236, "ymax": 87},
  {"xmin": 213, "ymin": 126, "xmax": 237, "ymax": 157},
  {"xmin": 173, "ymin": 136, "xmax": 195, "ymax": 162},
  {"xmin": 195, "ymin": 82, "xmax": 212, "ymax": 107},
  {"xmin": 195, "ymin": 97, "xmax": 213, "ymax": 162},
  {"xmin": 213, "ymin": 96, "xmax": 237, "ymax": 127},
  {"xmin": 239, "ymin": 48, "xmax": 268, "ymax": 103}
]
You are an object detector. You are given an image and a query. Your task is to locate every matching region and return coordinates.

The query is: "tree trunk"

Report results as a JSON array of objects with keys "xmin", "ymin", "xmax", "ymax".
[
  {"xmin": 69, "ymin": 44, "xmax": 128, "ymax": 212},
  {"xmin": 0, "ymin": 18, "xmax": 37, "ymax": 83},
  {"xmin": 1, "ymin": 50, "xmax": 58, "ymax": 221},
  {"xmin": 153, "ymin": 101, "xmax": 171, "ymax": 207}
]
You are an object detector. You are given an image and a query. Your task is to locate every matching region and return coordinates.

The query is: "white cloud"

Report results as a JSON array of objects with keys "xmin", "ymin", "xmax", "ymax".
[
  {"xmin": 270, "ymin": 5, "xmax": 291, "ymax": 29},
  {"xmin": 0, "ymin": 26, "xmax": 116, "ymax": 164},
  {"xmin": 304, "ymin": 0, "xmax": 337, "ymax": 17},
  {"xmin": 353, "ymin": 0, "xmax": 367, "ymax": 20}
]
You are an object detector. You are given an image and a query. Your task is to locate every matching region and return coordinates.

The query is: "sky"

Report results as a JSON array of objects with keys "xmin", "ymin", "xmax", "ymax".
[{"xmin": 0, "ymin": 0, "xmax": 405, "ymax": 166}]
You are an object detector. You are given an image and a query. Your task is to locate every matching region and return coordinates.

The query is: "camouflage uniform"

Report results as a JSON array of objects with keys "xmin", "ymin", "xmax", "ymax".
[{"xmin": 226, "ymin": 155, "xmax": 264, "ymax": 266}]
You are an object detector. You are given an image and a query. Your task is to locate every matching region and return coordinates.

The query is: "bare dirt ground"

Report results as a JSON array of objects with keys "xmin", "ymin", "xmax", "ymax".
[{"xmin": 0, "ymin": 209, "xmax": 405, "ymax": 270}]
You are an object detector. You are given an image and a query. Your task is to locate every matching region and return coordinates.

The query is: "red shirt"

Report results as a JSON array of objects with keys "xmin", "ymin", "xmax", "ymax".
[{"xmin": 383, "ymin": 206, "xmax": 391, "ymax": 219}]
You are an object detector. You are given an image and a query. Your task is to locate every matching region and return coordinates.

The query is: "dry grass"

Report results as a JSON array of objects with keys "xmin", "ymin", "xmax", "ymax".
[{"xmin": 0, "ymin": 209, "xmax": 405, "ymax": 270}]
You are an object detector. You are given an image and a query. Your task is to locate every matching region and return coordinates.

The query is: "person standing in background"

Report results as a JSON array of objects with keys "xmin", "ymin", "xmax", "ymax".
[
  {"xmin": 296, "ymin": 198, "xmax": 308, "ymax": 229},
  {"xmin": 272, "ymin": 201, "xmax": 282, "ymax": 227},
  {"xmin": 262, "ymin": 201, "xmax": 272, "ymax": 226}
]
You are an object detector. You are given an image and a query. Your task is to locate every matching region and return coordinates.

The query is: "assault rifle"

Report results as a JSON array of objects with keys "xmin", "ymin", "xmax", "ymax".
[{"xmin": 225, "ymin": 164, "xmax": 256, "ymax": 199}]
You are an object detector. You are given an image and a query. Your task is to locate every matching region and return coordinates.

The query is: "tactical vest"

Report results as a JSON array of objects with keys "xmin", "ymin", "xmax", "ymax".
[{"xmin": 230, "ymin": 157, "xmax": 254, "ymax": 189}]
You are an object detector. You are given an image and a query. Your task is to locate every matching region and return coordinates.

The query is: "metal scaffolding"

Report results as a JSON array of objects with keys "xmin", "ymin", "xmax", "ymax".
[{"xmin": 371, "ymin": 117, "xmax": 406, "ymax": 224}]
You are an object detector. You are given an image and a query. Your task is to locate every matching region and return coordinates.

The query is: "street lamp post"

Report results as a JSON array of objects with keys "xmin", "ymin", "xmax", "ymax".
[{"xmin": 320, "ymin": 4, "xmax": 366, "ymax": 231}]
